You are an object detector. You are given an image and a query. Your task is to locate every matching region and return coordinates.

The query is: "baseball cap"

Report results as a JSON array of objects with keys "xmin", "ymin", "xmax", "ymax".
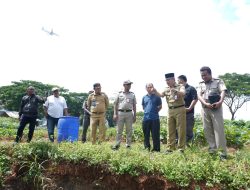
[
  {"xmin": 52, "ymin": 87, "xmax": 59, "ymax": 92},
  {"xmin": 123, "ymin": 80, "xmax": 133, "ymax": 85}
]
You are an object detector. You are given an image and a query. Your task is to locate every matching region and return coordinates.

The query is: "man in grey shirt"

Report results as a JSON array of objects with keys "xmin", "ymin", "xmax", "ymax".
[{"xmin": 112, "ymin": 80, "xmax": 137, "ymax": 150}]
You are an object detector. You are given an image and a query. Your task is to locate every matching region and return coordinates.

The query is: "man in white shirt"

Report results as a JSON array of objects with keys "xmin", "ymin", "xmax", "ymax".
[{"xmin": 44, "ymin": 87, "xmax": 68, "ymax": 142}]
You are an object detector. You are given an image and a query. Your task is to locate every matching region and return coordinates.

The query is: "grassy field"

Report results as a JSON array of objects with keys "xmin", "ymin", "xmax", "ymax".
[{"xmin": 0, "ymin": 117, "xmax": 249, "ymax": 189}]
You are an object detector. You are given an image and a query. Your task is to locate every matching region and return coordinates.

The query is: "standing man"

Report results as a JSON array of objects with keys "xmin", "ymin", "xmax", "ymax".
[
  {"xmin": 87, "ymin": 83, "xmax": 109, "ymax": 145},
  {"xmin": 81, "ymin": 90, "xmax": 93, "ymax": 143},
  {"xmin": 44, "ymin": 87, "xmax": 68, "ymax": 142},
  {"xmin": 142, "ymin": 83, "xmax": 162, "ymax": 152},
  {"xmin": 112, "ymin": 80, "xmax": 137, "ymax": 150},
  {"xmin": 198, "ymin": 66, "xmax": 227, "ymax": 159},
  {"xmin": 177, "ymin": 75, "xmax": 198, "ymax": 144},
  {"xmin": 155, "ymin": 73, "xmax": 186, "ymax": 153},
  {"xmin": 15, "ymin": 86, "xmax": 45, "ymax": 143}
]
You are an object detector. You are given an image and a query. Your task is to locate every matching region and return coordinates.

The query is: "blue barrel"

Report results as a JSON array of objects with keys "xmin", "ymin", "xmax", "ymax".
[{"xmin": 57, "ymin": 116, "xmax": 79, "ymax": 143}]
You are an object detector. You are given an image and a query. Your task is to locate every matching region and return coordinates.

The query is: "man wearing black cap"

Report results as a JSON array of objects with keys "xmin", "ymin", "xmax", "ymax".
[
  {"xmin": 87, "ymin": 83, "xmax": 109, "ymax": 144},
  {"xmin": 154, "ymin": 73, "xmax": 186, "ymax": 153},
  {"xmin": 112, "ymin": 80, "xmax": 137, "ymax": 150},
  {"xmin": 14, "ymin": 86, "xmax": 45, "ymax": 143}
]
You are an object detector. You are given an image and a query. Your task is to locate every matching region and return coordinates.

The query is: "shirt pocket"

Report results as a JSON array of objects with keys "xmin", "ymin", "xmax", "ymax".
[
  {"xmin": 210, "ymin": 83, "xmax": 219, "ymax": 94},
  {"xmin": 118, "ymin": 96, "xmax": 125, "ymax": 102}
]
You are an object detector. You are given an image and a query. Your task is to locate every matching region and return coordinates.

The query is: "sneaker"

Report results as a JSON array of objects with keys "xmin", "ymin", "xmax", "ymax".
[{"xmin": 111, "ymin": 145, "xmax": 120, "ymax": 150}]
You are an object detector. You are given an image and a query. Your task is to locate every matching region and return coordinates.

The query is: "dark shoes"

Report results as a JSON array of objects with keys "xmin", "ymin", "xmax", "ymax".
[
  {"xmin": 151, "ymin": 149, "xmax": 160, "ymax": 152},
  {"xmin": 219, "ymin": 154, "xmax": 227, "ymax": 160},
  {"xmin": 111, "ymin": 145, "xmax": 120, "ymax": 150},
  {"xmin": 111, "ymin": 145, "xmax": 131, "ymax": 150},
  {"xmin": 126, "ymin": 145, "xmax": 131, "ymax": 149},
  {"xmin": 178, "ymin": 149, "xmax": 184, "ymax": 154},
  {"xmin": 164, "ymin": 150, "xmax": 173, "ymax": 155}
]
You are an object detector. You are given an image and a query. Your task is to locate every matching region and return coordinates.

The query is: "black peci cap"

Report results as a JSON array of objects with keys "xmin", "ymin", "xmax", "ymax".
[
  {"xmin": 165, "ymin": 73, "xmax": 175, "ymax": 79},
  {"xmin": 93, "ymin": 83, "xmax": 101, "ymax": 88}
]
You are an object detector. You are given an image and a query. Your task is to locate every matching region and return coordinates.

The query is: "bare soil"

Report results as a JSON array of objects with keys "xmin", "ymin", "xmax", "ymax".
[{"xmin": 3, "ymin": 161, "xmax": 220, "ymax": 190}]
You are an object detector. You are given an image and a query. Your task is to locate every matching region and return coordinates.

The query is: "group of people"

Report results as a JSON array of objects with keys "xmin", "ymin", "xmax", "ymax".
[
  {"xmin": 14, "ymin": 66, "xmax": 228, "ymax": 159},
  {"xmin": 15, "ymin": 86, "xmax": 68, "ymax": 144}
]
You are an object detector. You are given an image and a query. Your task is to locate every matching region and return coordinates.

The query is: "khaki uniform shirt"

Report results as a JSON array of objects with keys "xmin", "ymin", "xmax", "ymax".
[
  {"xmin": 87, "ymin": 92, "xmax": 109, "ymax": 113},
  {"xmin": 162, "ymin": 83, "xmax": 185, "ymax": 107},
  {"xmin": 114, "ymin": 91, "xmax": 136, "ymax": 111},
  {"xmin": 198, "ymin": 78, "xmax": 227, "ymax": 101}
]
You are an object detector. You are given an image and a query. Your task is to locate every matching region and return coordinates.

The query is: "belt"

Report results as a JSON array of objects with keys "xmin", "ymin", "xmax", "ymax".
[
  {"xmin": 118, "ymin": 109, "xmax": 132, "ymax": 112},
  {"xmin": 168, "ymin": 105, "xmax": 184, "ymax": 109},
  {"xmin": 91, "ymin": 112, "xmax": 104, "ymax": 114}
]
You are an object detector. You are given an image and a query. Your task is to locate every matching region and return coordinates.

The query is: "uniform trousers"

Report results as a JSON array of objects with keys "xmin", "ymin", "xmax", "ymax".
[
  {"xmin": 90, "ymin": 113, "xmax": 106, "ymax": 144},
  {"xmin": 115, "ymin": 111, "xmax": 133, "ymax": 147},
  {"xmin": 201, "ymin": 106, "xmax": 227, "ymax": 154},
  {"xmin": 167, "ymin": 107, "xmax": 186, "ymax": 151}
]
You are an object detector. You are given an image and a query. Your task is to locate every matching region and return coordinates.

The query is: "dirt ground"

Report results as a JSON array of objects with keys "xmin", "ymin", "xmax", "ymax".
[{"xmin": 3, "ymin": 161, "xmax": 221, "ymax": 190}]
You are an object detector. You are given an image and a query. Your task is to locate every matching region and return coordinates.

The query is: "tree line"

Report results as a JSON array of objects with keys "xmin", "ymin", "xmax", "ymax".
[{"xmin": 0, "ymin": 72, "xmax": 249, "ymax": 120}]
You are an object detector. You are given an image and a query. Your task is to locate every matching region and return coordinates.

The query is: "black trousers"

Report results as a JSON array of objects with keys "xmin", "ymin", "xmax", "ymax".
[
  {"xmin": 82, "ymin": 116, "xmax": 90, "ymax": 142},
  {"xmin": 15, "ymin": 115, "xmax": 37, "ymax": 142},
  {"xmin": 142, "ymin": 119, "xmax": 160, "ymax": 151}
]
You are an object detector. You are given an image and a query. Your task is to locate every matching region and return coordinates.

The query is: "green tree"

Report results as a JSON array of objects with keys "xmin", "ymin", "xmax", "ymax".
[
  {"xmin": 219, "ymin": 73, "xmax": 250, "ymax": 120},
  {"xmin": 0, "ymin": 80, "xmax": 55, "ymax": 117},
  {"xmin": 63, "ymin": 92, "xmax": 88, "ymax": 117},
  {"xmin": 0, "ymin": 80, "xmax": 88, "ymax": 118}
]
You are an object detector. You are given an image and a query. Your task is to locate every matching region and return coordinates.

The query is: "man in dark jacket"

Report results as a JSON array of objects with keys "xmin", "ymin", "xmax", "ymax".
[{"xmin": 14, "ymin": 86, "xmax": 45, "ymax": 143}]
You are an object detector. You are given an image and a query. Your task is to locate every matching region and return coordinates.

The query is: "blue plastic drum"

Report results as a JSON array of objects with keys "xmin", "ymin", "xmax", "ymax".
[{"xmin": 57, "ymin": 116, "xmax": 79, "ymax": 142}]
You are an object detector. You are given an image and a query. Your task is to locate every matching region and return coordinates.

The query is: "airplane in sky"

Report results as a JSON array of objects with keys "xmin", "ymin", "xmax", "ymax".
[{"xmin": 42, "ymin": 27, "xmax": 59, "ymax": 36}]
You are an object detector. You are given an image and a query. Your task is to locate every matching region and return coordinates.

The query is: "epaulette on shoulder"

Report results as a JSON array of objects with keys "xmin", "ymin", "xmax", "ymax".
[
  {"xmin": 129, "ymin": 91, "xmax": 135, "ymax": 94},
  {"xmin": 213, "ymin": 78, "xmax": 221, "ymax": 83},
  {"xmin": 199, "ymin": 81, "xmax": 205, "ymax": 84}
]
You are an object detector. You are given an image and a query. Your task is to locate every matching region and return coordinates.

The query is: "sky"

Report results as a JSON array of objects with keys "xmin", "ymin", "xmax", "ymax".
[{"xmin": 0, "ymin": 0, "xmax": 250, "ymax": 120}]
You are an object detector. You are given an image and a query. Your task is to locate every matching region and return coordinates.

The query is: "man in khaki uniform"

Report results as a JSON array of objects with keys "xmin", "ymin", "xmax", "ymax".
[
  {"xmin": 112, "ymin": 80, "xmax": 137, "ymax": 150},
  {"xmin": 155, "ymin": 73, "xmax": 186, "ymax": 153},
  {"xmin": 198, "ymin": 66, "xmax": 227, "ymax": 159},
  {"xmin": 87, "ymin": 83, "xmax": 109, "ymax": 144}
]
